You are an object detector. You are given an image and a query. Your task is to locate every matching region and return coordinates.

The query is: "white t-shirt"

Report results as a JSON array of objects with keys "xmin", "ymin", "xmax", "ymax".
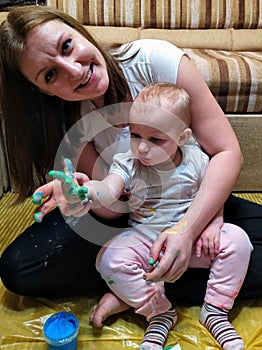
[
  {"xmin": 117, "ymin": 38, "xmax": 185, "ymax": 100},
  {"xmin": 109, "ymin": 144, "xmax": 209, "ymax": 240}
]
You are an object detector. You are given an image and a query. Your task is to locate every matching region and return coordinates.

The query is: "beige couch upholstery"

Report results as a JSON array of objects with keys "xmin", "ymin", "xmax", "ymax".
[{"xmin": 0, "ymin": 0, "xmax": 261, "ymax": 194}]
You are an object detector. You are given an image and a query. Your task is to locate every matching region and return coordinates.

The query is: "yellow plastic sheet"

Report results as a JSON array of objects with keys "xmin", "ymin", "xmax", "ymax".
[
  {"xmin": 1, "ymin": 193, "xmax": 262, "ymax": 349},
  {"xmin": 1, "ymin": 285, "xmax": 262, "ymax": 349}
]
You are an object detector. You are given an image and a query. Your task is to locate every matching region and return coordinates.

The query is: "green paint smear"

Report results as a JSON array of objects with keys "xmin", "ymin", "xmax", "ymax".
[
  {"xmin": 33, "ymin": 212, "xmax": 43, "ymax": 223},
  {"xmin": 32, "ymin": 192, "xmax": 43, "ymax": 205},
  {"xmin": 148, "ymin": 258, "xmax": 155, "ymax": 266},
  {"xmin": 78, "ymin": 186, "xmax": 89, "ymax": 200}
]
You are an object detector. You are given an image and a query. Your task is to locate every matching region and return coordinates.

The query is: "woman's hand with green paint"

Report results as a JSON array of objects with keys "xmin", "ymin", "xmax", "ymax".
[
  {"xmin": 48, "ymin": 158, "xmax": 92, "ymax": 217},
  {"xmin": 31, "ymin": 159, "xmax": 92, "ymax": 222},
  {"xmin": 31, "ymin": 180, "xmax": 66, "ymax": 223},
  {"xmin": 48, "ymin": 158, "xmax": 90, "ymax": 202},
  {"xmin": 48, "ymin": 170, "xmax": 79, "ymax": 200}
]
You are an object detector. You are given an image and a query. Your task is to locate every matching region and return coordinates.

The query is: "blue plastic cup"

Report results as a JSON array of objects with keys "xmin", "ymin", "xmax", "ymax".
[{"xmin": 43, "ymin": 312, "xmax": 79, "ymax": 350}]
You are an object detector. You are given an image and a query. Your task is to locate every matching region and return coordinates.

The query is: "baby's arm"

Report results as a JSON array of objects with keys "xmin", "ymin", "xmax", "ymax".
[{"xmin": 48, "ymin": 158, "xmax": 125, "ymax": 217}]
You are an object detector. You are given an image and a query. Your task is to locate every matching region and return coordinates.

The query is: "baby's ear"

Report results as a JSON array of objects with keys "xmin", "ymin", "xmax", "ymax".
[{"xmin": 178, "ymin": 128, "xmax": 192, "ymax": 146}]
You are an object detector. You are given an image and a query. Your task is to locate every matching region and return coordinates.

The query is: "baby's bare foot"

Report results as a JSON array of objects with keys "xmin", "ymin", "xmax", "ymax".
[{"xmin": 90, "ymin": 292, "xmax": 131, "ymax": 327}]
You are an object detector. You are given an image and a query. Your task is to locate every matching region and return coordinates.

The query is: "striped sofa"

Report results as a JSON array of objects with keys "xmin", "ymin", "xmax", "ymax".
[{"xmin": 0, "ymin": 0, "xmax": 261, "ymax": 192}]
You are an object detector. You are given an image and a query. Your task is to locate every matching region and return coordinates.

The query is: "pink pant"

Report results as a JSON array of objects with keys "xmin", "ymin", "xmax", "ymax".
[{"xmin": 96, "ymin": 223, "xmax": 253, "ymax": 321}]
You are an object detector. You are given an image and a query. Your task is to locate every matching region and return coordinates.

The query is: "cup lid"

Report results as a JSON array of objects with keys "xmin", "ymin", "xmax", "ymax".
[{"xmin": 43, "ymin": 312, "xmax": 79, "ymax": 343}]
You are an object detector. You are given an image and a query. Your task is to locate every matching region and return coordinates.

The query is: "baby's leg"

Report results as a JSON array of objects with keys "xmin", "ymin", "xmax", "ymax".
[
  {"xmin": 198, "ymin": 223, "xmax": 253, "ymax": 350},
  {"xmin": 96, "ymin": 230, "xmax": 177, "ymax": 349},
  {"xmin": 89, "ymin": 292, "xmax": 130, "ymax": 328},
  {"xmin": 96, "ymin": 229, "xmax": 172, "ymax": 319},
  {"xmin": 140, "ymin": 307, "xmax": 177, "ymax": 350},
  {"xmin": 200, "ymin": 303, "xmax": 243, "ymax": 350}
]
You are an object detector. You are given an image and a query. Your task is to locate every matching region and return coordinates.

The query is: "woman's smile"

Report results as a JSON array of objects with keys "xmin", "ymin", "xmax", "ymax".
[{"xmin": 78, "ymin": 63, "xmax": 94, "ymax": 87}]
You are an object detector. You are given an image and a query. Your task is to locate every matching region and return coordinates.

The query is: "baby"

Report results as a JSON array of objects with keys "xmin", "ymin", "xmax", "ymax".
[{"xmin": 51, "ymin": 83, "xmax": 252, "ymax": 350}]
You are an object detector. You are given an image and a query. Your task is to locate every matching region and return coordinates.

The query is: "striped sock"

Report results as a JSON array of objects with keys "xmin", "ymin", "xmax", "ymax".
[
  {"xmin": 140, "ymin": 308, "xmax": 177, "ymax": 350},
  {"xmin": 200, "ymin": 302, "xmax": 244, "ymax": 350}
]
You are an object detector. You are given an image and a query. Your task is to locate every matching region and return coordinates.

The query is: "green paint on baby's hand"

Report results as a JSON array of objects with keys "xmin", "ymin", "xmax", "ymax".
[
  {"xmin": 78, "ymin": 186, "xmax": 88, "ymax": 201},
  {"xmin": 78, "ymin": 186, "xmax": 88, "ymax": 195}
]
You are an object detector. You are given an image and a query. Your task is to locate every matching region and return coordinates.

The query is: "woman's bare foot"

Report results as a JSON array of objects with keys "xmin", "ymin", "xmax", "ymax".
[{"xmin": 90, "ymin": 292, "xmax": 131, "ymax": 328}]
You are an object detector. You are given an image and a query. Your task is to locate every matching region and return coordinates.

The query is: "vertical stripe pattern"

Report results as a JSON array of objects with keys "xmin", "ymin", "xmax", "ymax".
[{"xmin": 53, "ymin": 0, "xmax": 262, "ymax": 29}]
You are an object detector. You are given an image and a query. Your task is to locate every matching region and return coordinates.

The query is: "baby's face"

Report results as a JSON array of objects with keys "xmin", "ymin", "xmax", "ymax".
[
  {"xmin": 129, "ymin": 122, "xmax": 179, "ymax": 167},
  {"xmin": 129, "ymin": 113, "xmax": 178, "ymax": 166},
  {"xmin": 129, "ymin": 103, "xmax": 185, "ymax": 167}
]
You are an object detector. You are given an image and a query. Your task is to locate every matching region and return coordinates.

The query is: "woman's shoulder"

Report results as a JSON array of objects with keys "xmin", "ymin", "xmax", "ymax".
[
  {"xmin": 118, "ymin": 38, "xmax": 183, "ymax": 58},
  {"xmin": 124, "ymin": 38, "xmax": 173, "ymax": 47}
]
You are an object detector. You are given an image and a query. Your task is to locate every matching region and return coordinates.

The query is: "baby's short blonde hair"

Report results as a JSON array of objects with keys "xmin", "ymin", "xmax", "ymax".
[{"xmin": 135, "ymin": 83, "xmax": 191, "ymax": 127}]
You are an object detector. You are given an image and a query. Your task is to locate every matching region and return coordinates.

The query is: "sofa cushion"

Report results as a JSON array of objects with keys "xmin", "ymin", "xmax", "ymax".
[
  {"xmin": 61, "ymin": 0, "xmax": 262, "ymax": 30},
  {"xmin": 140, "ymin": 0, "xmax": 262, "ymax": 29},
  {"xmin": 183, "ymin": 48, "xmax": 262, "ymax": 113}
]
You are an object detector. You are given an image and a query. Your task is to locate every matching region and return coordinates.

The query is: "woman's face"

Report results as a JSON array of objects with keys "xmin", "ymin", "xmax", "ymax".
[{"xmin": 19, "ymin": 20, "xmax": 109, "ymax": 101}]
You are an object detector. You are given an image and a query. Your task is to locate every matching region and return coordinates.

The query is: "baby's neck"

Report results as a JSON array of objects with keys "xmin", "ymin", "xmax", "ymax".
[
  {"xmin": 154, "ymin": 148, "xmax": 183, "ymax": 171},
  {"xmin": 172, "ymin": 147, "xmax": 182, "ymax": 167}
]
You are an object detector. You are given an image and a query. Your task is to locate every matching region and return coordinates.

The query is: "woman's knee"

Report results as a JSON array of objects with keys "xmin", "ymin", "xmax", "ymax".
[{"xmin": 0, "ymin": 249, "xmax": 25, "ymax": 295}]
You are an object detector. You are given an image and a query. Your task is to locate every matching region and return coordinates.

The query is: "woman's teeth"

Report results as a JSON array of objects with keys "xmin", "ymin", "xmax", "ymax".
[{"xmin": 81, "ymin": 66, "xmax": 93, "ymax": 85}]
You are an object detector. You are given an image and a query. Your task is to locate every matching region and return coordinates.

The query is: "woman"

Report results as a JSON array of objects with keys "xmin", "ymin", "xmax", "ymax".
[{"xmin": 0, "ymin": 6, "xmax": 261, "ymax": 328}]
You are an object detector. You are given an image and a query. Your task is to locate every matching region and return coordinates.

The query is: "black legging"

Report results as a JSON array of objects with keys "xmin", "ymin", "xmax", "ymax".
[{"xmin": 0, "ymin": 195, "xmax": 261, "ymax": 304}]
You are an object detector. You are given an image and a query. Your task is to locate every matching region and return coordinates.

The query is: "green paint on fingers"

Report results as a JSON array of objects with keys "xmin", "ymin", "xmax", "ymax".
[
  {"xmin": 78, "ymin": 186, "xmax": 89, "ymax": 200},
  {"xmin": 33, "ymin": 211, "xmax": 43, "ymax": 223},
  {"xmin": 32, "ymin": 192, "xmax": 43, "ymax": 205},
  {"xmin": 148, "ymin": 257, "xmax": 155, "ymax": 266}
]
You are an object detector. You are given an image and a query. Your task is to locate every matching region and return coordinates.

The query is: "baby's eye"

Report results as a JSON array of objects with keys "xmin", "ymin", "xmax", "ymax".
[
  {"xmin": 45, "ymin": 69, "xmax": 56, "ymax": 83},
  {"xmin": 62, "ymin": 39, "xmax": 72, "ymax": 53},
  {"xmin": 130, "ymin": 132, "xmax": 141, "ymax": 139},
  {"xmin": 149, "ymin": 137, "xmax": 161, "ymax": 143}
]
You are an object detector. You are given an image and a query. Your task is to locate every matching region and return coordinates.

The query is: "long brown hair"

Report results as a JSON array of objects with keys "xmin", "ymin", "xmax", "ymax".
[{"xmin": 0, "ymin": 5, "xmax": 130, "ymax": 202}]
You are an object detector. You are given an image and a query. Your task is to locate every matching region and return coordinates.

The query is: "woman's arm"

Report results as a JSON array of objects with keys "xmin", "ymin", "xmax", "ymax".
[
  {"xmin": 146, "ymin": 55, "xmax": 243, "ymax": 283},
  {"xmin": 177, "ymin": 56, "xmax": 243, "ymax": 233}
]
